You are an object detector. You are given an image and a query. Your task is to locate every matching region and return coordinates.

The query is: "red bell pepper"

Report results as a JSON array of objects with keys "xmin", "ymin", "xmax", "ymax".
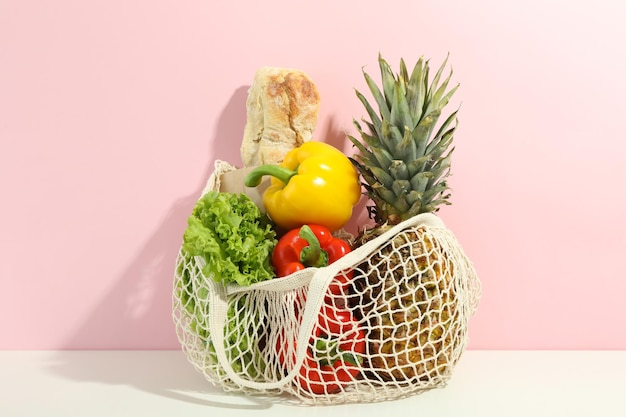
[
  {"xmin": 278, "ymin": 304, "xmax": 365, "ymax": 395},
  {"xmin": 272, "ymin": 224, "xmax": 353, "ymax": 298},
  {"xmin": 273, "ymin": 225, "xmax": 363, "ymax": 394}
]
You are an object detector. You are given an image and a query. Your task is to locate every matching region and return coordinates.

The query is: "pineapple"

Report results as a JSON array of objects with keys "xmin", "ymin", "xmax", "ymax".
[{"xmin": 348, "ymin": 54, "xmax": 463, "ymax": 383}]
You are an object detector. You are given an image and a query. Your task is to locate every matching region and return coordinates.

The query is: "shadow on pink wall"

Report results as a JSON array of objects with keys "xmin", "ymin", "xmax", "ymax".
[
  {"xmin": 45, "ymin": 86, "xmax": 365, "ymax": 398},
  {"xmin": 43, "ymin": 86, "xmax": 251, "ymax": 402},
  {"xmin": 52, "ymin": 86, "xmax": 250, "ymax": 351},
  {"xmin": 42, "ymin": 86, "xmax": 268, "ymax": 403}
]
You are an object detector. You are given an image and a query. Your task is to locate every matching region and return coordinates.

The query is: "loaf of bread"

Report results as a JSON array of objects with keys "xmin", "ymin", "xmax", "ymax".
[{"xmin": 241, "ymin": 67, "xmax": 320, "ymax": 167}]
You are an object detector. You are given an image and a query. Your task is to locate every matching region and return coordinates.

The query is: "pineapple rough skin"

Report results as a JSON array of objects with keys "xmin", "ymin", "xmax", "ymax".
[{"xmin": 352, "ymin": 225, "xmax": 462, "ymax": 383}]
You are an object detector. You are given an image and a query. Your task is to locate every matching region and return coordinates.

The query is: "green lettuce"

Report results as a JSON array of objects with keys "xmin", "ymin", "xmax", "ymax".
[
  {"xmin": 176, "ymin": 191, "xmax": 275, "ymax": 379},
  {"xmin": 182, "ymin": 190, "xmax": 277, "ymax": 286}
]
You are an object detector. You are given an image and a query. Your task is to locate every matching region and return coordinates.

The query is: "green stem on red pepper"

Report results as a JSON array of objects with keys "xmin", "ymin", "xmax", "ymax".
[
  {"xmin": 277, "ymin": 304, "xmax": 365, "ymax": 395},
  {"xmin": 272, "ymin": 224, "xmax": 352, "ymax": 280},
  {"xmin": 298, "ymin": 225, "xmax": 328, "ymax": 268},
  {"xmin": 313, "ymin": 334, "xmax": 363, "ymax": 368}
]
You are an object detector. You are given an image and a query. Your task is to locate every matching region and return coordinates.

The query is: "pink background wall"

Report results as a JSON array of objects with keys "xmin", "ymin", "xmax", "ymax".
[{"xmin": 1, "ymin": 1, "xmax": 625, "ymax": 350}]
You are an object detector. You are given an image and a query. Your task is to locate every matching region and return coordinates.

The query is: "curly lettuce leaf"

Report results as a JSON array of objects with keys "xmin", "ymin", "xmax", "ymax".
[{"xmin": 182, "ymin": 191, "xmax": 277, "ymax": 286}]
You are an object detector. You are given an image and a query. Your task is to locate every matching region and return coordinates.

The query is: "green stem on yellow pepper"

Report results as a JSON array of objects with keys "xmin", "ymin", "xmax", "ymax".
[
  {"xmin": 242, "ymin": 142, "xmax": 361, "ymax": 232},
  {"xmin": 244, "ymin": 165, "xmax": 297, "ymax": 187}
]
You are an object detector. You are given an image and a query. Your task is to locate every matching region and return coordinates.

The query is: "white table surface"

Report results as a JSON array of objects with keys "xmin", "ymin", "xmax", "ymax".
[{"xmin": 1, "ymin": 350, "xmax": 624, "ymax": 416}]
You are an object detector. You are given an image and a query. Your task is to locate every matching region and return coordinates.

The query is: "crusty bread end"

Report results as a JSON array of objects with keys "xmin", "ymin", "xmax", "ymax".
[{"xmin": 241, "ymin": 67, "xmax": 320, "ymax": 167}]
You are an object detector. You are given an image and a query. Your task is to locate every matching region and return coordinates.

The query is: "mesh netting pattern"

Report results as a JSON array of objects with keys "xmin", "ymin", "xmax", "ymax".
[
  {"xmin": 172, "ymin": 161, "xmax": 480, "ymax": 405},
  {"xmin": 173, "ymin": 217, "xmax": 480, "ymax": 405}
]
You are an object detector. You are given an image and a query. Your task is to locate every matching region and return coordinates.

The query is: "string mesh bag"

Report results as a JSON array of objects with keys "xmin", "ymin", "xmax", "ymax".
[{"xmin": 172, "ymin": 160, "xmax": 481, "ymax": 405}]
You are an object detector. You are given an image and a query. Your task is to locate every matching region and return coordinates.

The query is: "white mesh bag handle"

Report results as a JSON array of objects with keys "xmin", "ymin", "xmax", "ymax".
[
  {"xmin": 205, "ymin": 212, "xmax": 447, "ymax": 391},
  {"xmin": 201, "ymin": 159, "xmax": 236, "ymax": 196}
]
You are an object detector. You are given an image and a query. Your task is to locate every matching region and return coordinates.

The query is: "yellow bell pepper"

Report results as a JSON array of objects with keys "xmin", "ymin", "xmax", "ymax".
[{"xmin": 244, "ymin": 141, "xmax": 361, "ymax": 232}]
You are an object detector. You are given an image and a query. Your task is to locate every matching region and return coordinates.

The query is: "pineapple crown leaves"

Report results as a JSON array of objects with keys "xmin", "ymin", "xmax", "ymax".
[{"xmin": 348, "ymin": 53, "xmax": 459, "ymax": 224}]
